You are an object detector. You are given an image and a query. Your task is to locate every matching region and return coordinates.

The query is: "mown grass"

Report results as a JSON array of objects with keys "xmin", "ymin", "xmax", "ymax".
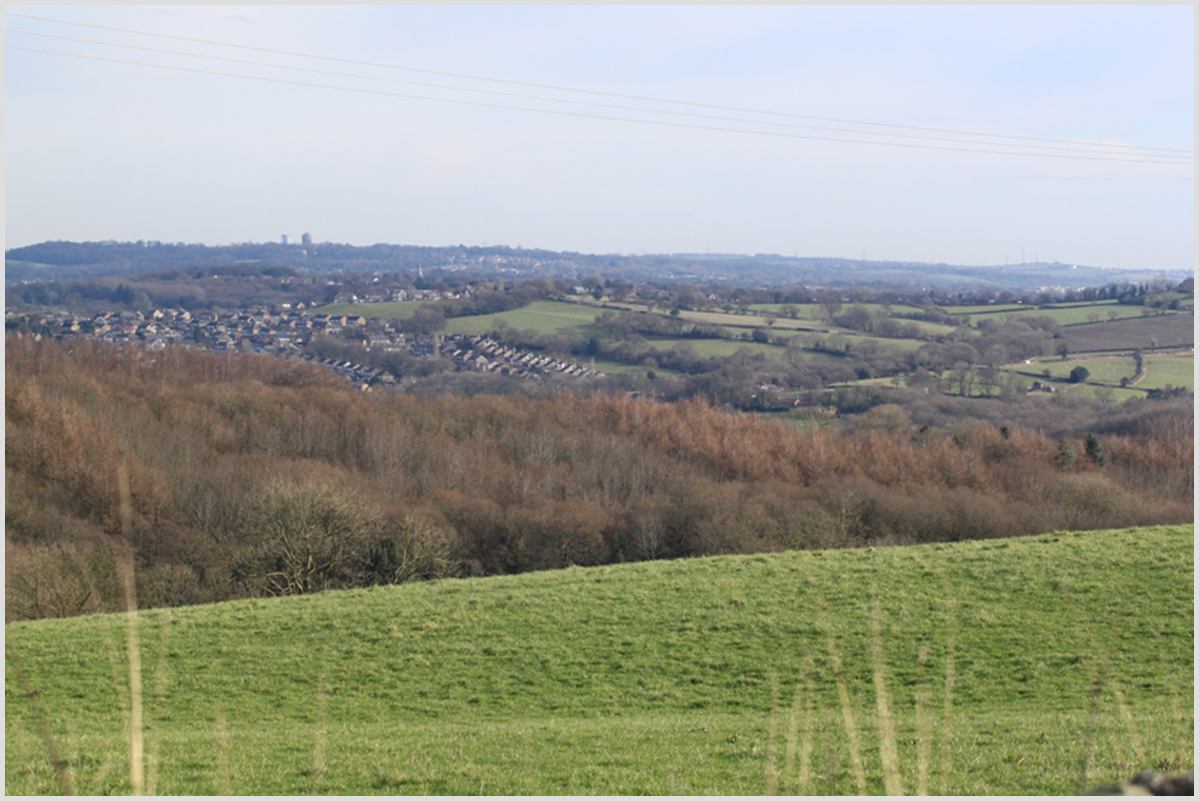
[{"xmin": 6, "ymin": 526, "xmax": 1193, "ymax": 795}]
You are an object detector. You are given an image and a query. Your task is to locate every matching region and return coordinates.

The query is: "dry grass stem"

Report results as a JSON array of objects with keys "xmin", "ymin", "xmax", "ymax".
[
  {"xmin": 117, "ymin": 463, "xmax": 145, "ymax": 795},
  {"xmin": 146, "ymin": 610, "xmax": 173, "ymax": 796}
]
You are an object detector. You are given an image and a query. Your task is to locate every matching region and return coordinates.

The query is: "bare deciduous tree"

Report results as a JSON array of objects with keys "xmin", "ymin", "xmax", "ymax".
[{"xmin": 241, "ymin": 479, "xmax": 380, "ymax": 596}]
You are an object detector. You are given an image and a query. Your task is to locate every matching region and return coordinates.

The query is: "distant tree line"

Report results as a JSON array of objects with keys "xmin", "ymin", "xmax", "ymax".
[{"xmin": 10, "ymin": 239, "xmax": 1191, "ymax": 292}]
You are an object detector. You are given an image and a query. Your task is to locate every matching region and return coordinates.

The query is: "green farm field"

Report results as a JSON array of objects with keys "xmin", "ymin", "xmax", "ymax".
[
  {"xmin": 1024, "ymin": 353, "xmax": 1194, "ymax": 392},
  {"xmin": 748, "ymin": 302, "xmax": 827, "ymax": 319},
  {"xmin": 642, "ymin": 307, "xmax": 948, "ymax": 342},
  {"xmin": 1060, "ymin": 314, "xmax": 1194, "ymax": 354},
  {"xmin": 629, "ymin": 336, "xmax": 789, "ymax": 360},
  {"xmin": 6, "ymin": 526, "xmax": 1193, "ymax": 795},
  {"xmin": 1138, "ymin": 354, "xmax": 1196, "ymax": 391},
  {"xmin": 677, "ymin": 309, "xmax": 824, "ymax": 331},
  {"xmin": 748, "ymin": 303, "xmax": 925, "ymax": 319},
  {"xmin": 1050, "ymin": 306, "xmax": 1162, "ymax": 326},
  {"xmin": 442, "ymin": 300, "xmax": 602, "ymax": 337},
  {"xmin": 308, "ymin": 300, "xmax": 604, "ymax": 336},
  {"xmin": 948, "ymin": 303, "xmax": 1027, "ymax": 316},
  {"xmin": 569, "ymin": 300, "xmax": 830, "ymax": 333},
  {"xmin": 958, "ymin": 303, "xmax": 1169, "ymax": 328},
  {"xmin": 582, "ymin": 356, "xmax": 679, "ymax": 376},
  {"xmin": 965, "ymin": 307, "xmax": 1122, "ymax": 327},
  {"xmin": 1024, "ymin": 356, "xmax": 1139, "ymax": 386}
]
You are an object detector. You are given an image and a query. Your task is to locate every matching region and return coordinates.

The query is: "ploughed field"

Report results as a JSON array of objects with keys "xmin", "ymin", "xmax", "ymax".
[{"xmin": 5, "ymin": 525, "xmax": 1193, "ymax": 795}]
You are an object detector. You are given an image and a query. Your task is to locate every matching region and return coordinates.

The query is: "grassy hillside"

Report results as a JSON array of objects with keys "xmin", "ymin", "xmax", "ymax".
[
  {"xmin": 1139, "ymin": 354, "xmax": 1196, "ymax": 391},
  {"xmin": 442, "ymin": 300, "xmax": 601, "ymax": 336},
  {"xmin": 6, "ymin": 526, "xmax": 1193, "ymax": 795}
]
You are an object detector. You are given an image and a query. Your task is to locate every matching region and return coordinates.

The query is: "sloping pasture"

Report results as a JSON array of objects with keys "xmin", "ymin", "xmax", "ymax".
[
  {"xmin": 6, "ymin": 526, "xmax": 1192, "ymax": 795},
  {"xmin": 441, "ymin": 300, "xmax": 602, "ymax": 336},
  {"xmin": 1139, "ymin": 354, "xmax": 1196, "ymax": 391}
]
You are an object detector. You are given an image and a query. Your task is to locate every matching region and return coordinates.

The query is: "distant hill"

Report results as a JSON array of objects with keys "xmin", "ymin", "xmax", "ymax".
[{"xmin": 6, "ymin": 240, "xmax": 1189, "ymax": 291}]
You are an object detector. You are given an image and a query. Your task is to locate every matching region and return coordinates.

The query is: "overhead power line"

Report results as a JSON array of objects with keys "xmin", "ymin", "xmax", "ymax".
[
  {"xmin": 9, "ymin": 11, "xmax": 1192, "ymax": 157},
  {"xmin": 11, "ymin": 44, "xmax": 1194, "ymax": 168},
  {"xmin": 11, "ymin": 26, "xmax": 1189, "ymax": 160},
  {"xmin": 6, "ymin": 11, "xmax": 1193, "ymax": 166},
  {"xmin": 7, "ymin": 26, "xmax": 1189, "ymax": 162},
  {"xmin": 9, "ymin": 10, "xmax": 1191, "ymax": 157}
]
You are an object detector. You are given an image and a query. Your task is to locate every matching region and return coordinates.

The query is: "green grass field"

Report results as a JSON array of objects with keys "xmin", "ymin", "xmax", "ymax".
[
  {"xmin": 950, "ymin": 303, "xmax": 1028, "ymax": 315},
  {"xmin": 631, "ymin": 336, "xmax": 790, "ymax": 360},
  {"xmin": 677, "ymin": 309, "xmax": 823, "ymax": 331},
  {"xmin": 959, "ymin": 303, "xmax": 1168, "ymax": 328},
  {"xmin": 442, "ymin": 301, "xmax": 602, "ymax": 337},
  {"xmin": 1061, "ymin": 314, "xmax": 1194, "ymax": 354},
  {"xmin": 1025, "ymin": 352, "xmax": 1194, "ymax": 393},
  {"xmin": 308, "ymin": 301, "xmax": 604, "ymax": 336},
  {"xmin": 1027, "ymin": 356, "xmax": 1139, "ymax": 386},
  {"xmin": 1053, "ymin": 308, "xmax": 1161, "ymax": 326},
  {"xmin": 6, "ymin": 526, "xmax": 1192, "ymax": 795},
  {"xmin": 641, "ymin": 308, "xmax": 940, "ymax": 346},
  {"xmin": 748, "ymin": 302, "xmax": 827, "ymax": 319},
  {"xmin": 1138, "ymin": 354, "xmax": 1196, "ymax": 391},
  {"xmin": 748, "ymin": 303, "xmax": 926, "ymax": 319}
]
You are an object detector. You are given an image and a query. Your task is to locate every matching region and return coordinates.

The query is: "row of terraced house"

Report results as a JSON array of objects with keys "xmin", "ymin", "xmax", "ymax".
[{"xmin": 5, "ymin": 307, "xmax": 604, "ymax": 387}]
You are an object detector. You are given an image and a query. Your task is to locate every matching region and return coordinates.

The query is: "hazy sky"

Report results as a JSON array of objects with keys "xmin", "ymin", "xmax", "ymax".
[{"xmin": 5, "ymin": 5, "xmax": 1194, "ymax": 271}]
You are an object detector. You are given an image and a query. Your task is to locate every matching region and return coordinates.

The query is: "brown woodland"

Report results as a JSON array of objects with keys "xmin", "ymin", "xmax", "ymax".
[{"xmin": 5, "ymin": 336, "xmax": 1193, "ymax": 620}]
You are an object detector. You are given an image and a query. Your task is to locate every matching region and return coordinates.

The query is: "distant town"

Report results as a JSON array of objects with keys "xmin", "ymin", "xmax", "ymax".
[{"xmin": 4, "ymin": 304, "xmax": 604, "ymax": 389}]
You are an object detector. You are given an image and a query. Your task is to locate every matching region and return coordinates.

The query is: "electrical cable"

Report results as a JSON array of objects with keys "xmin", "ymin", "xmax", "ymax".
[
  {"xmin": 7, "ymin": 27, "xmax": 1189, "ymax": 161},
  {"xmin": 10, "ymin": 44, "xmax": 1193, "ymax": 167},
  {"xmin": 7, "ymin": 10, "xmax": 1192, "ymax": 159}
]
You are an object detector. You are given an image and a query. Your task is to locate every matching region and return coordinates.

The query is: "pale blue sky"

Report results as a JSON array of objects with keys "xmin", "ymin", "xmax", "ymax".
[{"xmin": 5, "ymin": 5, "xmax": 1194, "ymax": 272}]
